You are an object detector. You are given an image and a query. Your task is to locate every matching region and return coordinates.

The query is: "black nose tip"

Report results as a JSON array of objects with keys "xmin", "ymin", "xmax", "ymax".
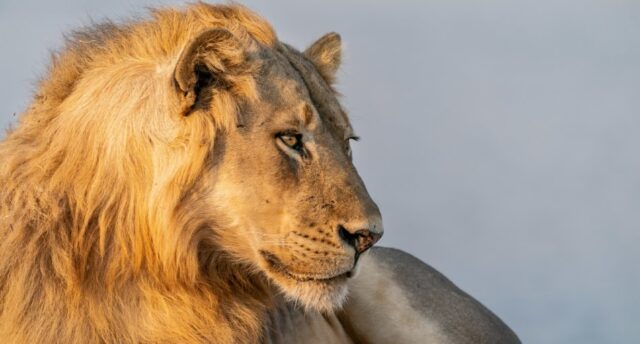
[{"xmin": 338, "ymin": 226, "xmax": 382, "ymax": 254}]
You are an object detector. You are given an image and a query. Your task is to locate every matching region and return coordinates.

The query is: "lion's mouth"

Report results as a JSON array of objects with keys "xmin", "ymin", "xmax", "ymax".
[{"xmin": 260, "ymin": 250, "xmax": 352, "ymax": 283}]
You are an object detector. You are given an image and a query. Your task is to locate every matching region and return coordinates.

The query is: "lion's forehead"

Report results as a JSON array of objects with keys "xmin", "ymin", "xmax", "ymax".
[{"xmin": 253, "ymin": 45, "xmax": 352, "ymax": 137}]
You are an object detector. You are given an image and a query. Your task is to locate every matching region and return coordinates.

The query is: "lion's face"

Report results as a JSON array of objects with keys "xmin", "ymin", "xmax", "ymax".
[{"xmin": 176, "ymin": 33, "xmax": 382, "ymax": 311}]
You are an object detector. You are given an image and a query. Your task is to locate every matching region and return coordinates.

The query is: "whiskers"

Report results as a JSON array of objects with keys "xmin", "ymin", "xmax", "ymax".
[{"xmin": 235, "ymin": 228, "xmax": 351, "ymax": 262}]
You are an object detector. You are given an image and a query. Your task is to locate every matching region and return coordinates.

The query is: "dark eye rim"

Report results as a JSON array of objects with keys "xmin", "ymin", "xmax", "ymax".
[
  {"xmin": 345, "ymin": 135, "xmax": 359, "ymax": 157},
  {"xmin": 275, "ymin": 131, "xmax": 304, "ymax": 152}
]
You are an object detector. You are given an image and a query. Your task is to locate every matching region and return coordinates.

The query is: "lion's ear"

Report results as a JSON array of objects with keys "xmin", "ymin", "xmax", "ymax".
[
  {"xmin": 304, "ymin": 32, "xmax": 342, "ymax": 84},
  {"xmin": 174, "ymin": 29, "xmax": 246, "ymax": 113}
]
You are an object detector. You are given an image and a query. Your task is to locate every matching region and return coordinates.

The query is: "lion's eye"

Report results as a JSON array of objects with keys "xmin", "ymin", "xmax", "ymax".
[
  {"xmin": 277, "ymin": 133, "xmax": 304, "ymax": 152},
  {"xmin": 346, "ymin": 136, "xmax": 359, "ymax": 158}
]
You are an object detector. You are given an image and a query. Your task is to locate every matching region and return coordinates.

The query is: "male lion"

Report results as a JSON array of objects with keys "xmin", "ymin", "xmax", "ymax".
[{"xmin": 0, "ymin": 3, "xmax": 520, "ymax": 343}]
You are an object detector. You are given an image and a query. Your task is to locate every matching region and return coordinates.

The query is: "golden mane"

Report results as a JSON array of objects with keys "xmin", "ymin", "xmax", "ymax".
[{"xmin": 0, "ymin": 3, "xmax": 278, "ymax": 342}]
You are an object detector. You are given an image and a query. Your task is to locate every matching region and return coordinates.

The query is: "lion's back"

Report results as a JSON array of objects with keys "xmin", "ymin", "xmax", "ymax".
[{"xmin": 340, "ymin": 247, "xmax": 521, "ymax": 344}]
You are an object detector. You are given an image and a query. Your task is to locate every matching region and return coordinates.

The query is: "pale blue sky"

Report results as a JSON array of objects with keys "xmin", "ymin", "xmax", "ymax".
[{"xmin": 2, "ymin": 1, "xmax": 640, "ymax": 343}]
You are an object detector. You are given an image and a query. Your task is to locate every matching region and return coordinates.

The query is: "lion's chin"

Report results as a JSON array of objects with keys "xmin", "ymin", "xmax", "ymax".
[
  {"xmin": 272, "ymin": 274, "xmax": 350, "ymax": 313},
  {"xmin": 259, "ymin": 250, "xmax": 351, "ymax": 312}
]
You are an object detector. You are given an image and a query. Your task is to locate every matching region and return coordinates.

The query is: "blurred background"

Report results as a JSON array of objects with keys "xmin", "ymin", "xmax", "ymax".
[{"xmin": 1, "ymin": 0, "xmax": 639, "ymax": 342}]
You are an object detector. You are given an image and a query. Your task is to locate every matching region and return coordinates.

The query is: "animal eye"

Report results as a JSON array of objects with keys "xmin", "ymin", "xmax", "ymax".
[
  {"xmin": 346, "ymin": 136, "xmax": 359, "ymax": 158},
  {"xmin": 277, "ymin": 132, "xmax": 304, "ymax": 152}
]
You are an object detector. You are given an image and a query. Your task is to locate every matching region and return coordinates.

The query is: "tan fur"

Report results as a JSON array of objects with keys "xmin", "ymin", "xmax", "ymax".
[
  {"xmin": 0, "ymin": 3, "xmax": 382, "ymax": 343},
  {"xmin": 304, "ymin": 32, "xmax": 343, "ymax": 85}
]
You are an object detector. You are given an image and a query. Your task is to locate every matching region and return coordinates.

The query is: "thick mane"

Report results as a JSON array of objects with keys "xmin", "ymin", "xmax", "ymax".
[{"xmin": 0, "ymin": 4, "xmax": 277, "ymax": 342}]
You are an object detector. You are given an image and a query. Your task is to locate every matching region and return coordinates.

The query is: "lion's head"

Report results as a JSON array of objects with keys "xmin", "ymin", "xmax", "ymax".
[
  {"xmin": 171, "ymin": 13, "xmax": 383, "ymax": 312},
  {"xmin": 0, "ymin": 3, "xmax": 382, "ymax": 322}
]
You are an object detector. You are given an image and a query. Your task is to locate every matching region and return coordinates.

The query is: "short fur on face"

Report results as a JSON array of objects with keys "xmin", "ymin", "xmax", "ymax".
[{"xmin": 0, "ymin": 3, "xmax": 382, "ymax": 343}]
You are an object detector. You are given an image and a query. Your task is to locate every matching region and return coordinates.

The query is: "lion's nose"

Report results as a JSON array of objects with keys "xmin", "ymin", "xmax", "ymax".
[{"xmin": 338, "ymin": 225, "xmax": 383, "ymax": 254}]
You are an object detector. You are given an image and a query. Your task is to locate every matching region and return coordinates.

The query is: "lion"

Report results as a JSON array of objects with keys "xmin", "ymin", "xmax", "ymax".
[{"xmin": 0, "ymin": 3, "xmax": 520, "ymax": 343}]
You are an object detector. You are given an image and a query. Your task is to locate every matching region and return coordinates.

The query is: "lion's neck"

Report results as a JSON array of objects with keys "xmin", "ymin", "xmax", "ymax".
[
  {"xmin": 262, "ymin": 299, "xmax": 354, "ymax": 344},
  {"xmin": 117, "ymin": 259, "xmax": 275, "ymax": 343}
]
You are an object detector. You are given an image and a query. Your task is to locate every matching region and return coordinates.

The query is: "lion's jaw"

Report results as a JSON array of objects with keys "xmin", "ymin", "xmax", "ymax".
[{"xmin": 258, "ymin": 249, "xmax": 352, "ymax": 312}]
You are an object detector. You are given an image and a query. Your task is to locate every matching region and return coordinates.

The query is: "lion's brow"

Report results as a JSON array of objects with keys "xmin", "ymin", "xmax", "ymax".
[{"xmin": 277, "ymin": 45, "xmax": 351, "ymax": 136}]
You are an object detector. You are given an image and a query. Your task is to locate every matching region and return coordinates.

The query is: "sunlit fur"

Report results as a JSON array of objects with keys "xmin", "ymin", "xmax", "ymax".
[{"xmin": 0, "ymin": 3, "xmax": 381, "ymax": 343}]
